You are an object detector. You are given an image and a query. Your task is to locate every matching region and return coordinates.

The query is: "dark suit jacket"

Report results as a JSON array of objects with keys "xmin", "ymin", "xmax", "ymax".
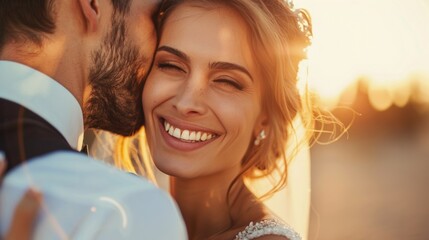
[{"xmin": 0, "ymin": 98, "xmax": 75, "ymax": 173}]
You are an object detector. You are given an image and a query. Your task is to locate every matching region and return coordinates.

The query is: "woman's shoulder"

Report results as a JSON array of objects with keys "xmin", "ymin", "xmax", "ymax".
[{"xmin": 234, "ymin": 219, "xmax": 301, "ymax": 240}]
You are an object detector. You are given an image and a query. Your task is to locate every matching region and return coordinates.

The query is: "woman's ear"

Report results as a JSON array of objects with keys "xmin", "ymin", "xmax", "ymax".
[
  {"xmin": 253, "ymin": 111, "xmax": 269, "ymax": 138},
  {"xmin": 78, "ymin": 0, "xmax": 100, "ymax": 32}
]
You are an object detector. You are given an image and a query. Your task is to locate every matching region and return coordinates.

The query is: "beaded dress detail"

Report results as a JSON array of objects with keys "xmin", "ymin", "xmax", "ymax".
[{"xmin": 234, "ymin": 219, "xmax": 301, "ymax": 240}]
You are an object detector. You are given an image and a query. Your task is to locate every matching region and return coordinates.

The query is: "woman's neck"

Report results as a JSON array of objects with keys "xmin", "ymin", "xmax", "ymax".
[{"xmin": 170, "ymin": 168, "xmax": 246, "ymax": 240}]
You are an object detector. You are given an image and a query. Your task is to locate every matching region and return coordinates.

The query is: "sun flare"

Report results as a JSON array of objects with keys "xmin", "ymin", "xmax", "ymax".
[{"xmin": 296, "ymin": 0, "xmax": 429, "ymax": 110}]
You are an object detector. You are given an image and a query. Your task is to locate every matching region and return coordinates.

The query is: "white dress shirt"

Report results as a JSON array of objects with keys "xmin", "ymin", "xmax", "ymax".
[
  {"xmin": 0, "ymin": 61, "xmax": 187, "ymax": 239},
  {"xmin": 0, "ymin": 60, "xmax": 84, "ymax": 150}
]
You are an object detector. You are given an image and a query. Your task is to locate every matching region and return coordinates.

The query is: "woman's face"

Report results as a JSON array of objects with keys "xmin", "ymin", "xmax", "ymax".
[{"xmin": 143, "ymin": 3, "xmax": 266, "ymax": 179}]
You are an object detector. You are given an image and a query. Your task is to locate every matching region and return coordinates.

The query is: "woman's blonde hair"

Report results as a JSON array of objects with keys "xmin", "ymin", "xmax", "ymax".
[{"xmin": 116, "ymin": 0, "xmax": 315, "ymax": 198}]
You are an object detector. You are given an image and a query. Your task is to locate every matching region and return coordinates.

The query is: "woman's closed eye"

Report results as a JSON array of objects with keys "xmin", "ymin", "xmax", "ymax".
[
  {"xmin": 213, "ymin": 78, "xmax": 243, "ymax": 91},
  {"xmin": 157, "ymin": 62, "xmax": 187, "ymax": 74}
]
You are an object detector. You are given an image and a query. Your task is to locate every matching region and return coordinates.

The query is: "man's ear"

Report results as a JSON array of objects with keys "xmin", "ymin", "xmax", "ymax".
[{"xmin": 78, "ymin": 0, "xmax": 100, "ymax": 32}]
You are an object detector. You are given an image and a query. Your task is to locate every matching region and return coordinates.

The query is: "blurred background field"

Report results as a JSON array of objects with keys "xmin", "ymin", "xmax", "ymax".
[
  {"xmin": 298, "ymin": 0, "xmax": 429, "ymax": 239},
  {"xmin": 309, "ymin": 84, "xmax": 429, "ymax": 239}
]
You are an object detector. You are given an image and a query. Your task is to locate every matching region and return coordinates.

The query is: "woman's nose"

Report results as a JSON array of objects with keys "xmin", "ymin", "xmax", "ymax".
[{"xmin": 172, "ymin": 77, "xmax": 208, "ymax": 117}]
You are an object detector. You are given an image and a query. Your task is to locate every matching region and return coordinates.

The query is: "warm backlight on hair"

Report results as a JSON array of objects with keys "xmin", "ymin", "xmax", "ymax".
[{"xmin": 296, "ymin": 0, "xmax": 429, "ymax": 110}]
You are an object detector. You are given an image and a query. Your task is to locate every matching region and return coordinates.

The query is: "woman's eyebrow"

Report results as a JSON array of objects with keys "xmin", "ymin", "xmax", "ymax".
[
  {"xmin": 156, "ymin": 46, "xmax": 254, "ymax": 81},
  {"xmin": 157, "ymin": 45, "xmax": 190, "ymax": 62},
  {"xmin": 209, "ymin": 62, "xmax": 254, "ymax": 81}
]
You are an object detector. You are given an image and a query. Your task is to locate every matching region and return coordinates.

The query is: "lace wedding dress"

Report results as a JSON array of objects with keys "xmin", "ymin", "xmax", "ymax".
[{"xmin": 234, "ymin": 219, "xmax": 301, "ymax": 240}]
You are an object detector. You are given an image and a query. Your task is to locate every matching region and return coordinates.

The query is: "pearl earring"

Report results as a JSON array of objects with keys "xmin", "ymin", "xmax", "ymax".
[{"xmin": 254, "ymin": 130, "xmax": 267, "ymax": 146}]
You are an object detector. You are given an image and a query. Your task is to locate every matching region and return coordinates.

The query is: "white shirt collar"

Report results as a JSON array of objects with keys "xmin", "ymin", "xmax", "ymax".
[{"xmin": 0, "ymin": 60, "xmax": 84, "ymax": 150}]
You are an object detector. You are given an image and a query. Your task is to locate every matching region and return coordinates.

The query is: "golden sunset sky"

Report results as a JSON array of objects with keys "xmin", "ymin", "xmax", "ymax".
[{"xmin": 296, "ymin": 0, "xmax": 429, "ymax": 110}]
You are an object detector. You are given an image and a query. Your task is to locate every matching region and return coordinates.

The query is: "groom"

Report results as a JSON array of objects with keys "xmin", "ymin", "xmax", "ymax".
[{"xmin": 0, "ymin": 0, "xmax": 186, "ymax": 239}]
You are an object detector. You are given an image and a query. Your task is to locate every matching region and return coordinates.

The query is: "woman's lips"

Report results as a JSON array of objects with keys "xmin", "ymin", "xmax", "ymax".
[{"xmin": 158, "ymin": 118, "xmax": 219, "ymax": 151}]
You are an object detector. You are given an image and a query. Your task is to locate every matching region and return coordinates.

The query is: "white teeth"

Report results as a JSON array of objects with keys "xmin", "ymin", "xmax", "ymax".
[
  {"xmin": 163, "ymin": 120, "xmax": 216, "ymax": 142},
  {"xmin": 164, "ymin": 121, "xmax": 170, "ymax": 132},
  {"xmin": 189, "ymin": 131, "xmax": 196, "ymax": 141},
  {"xmin": 181, "ymin": 130, "xmax": 190, "ymax": 140},
  {"xmin": 173, "ymin": 128, "xmax": 181, "ymax": 138}
]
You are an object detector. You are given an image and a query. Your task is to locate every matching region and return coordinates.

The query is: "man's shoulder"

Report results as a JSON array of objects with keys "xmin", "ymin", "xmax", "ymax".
[
  {"xmin": 1, "ymin": 150, "xmax": 188, "ymax": 239},
  {"xmin": 6, "ymin": 150, "xmax": 160, "ymax": 192}
]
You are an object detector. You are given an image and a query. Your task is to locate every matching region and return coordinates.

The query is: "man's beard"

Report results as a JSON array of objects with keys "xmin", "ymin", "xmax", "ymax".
[{"xmin": 84, "ymin": 13, "xmax": 148, "ymax": 136}]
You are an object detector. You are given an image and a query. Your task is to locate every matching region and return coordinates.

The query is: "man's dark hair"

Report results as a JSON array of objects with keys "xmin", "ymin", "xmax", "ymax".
[{"xmin": 0, "ymin": 0, "xmax": 131, "ymax": 49}]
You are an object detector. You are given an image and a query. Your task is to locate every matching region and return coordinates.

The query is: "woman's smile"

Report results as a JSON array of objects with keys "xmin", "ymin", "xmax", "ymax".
[
  {"xmin": 158, "ymin": 117, "xmax": 220, "ymax": 152},
  {"xmin": 163, "ymin": 119, "xmax": 217, "ymax": 142}
]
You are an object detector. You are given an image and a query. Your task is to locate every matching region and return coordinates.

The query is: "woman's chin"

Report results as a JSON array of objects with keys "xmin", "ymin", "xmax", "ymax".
[{"xmin": 154, "ymin": 160, "xmax": 198, "ymax": 179}]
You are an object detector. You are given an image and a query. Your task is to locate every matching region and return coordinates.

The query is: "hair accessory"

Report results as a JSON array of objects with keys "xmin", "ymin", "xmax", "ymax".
[
  {"xmin": 285, "ymin": 0, "xmax": 295, "ymax": 9},
  {"xmin": 285, "ymin": 0, "xmax": 313, "ymax": 39},
  {"xmin": 254, "ymin": 130, "xmax": 267, "ymax": 146}
]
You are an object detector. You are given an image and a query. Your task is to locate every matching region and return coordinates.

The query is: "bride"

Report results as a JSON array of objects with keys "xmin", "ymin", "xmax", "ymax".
[{"xmin": 125, "ymin": 0, "xmax": 313, "ymax": 239}]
